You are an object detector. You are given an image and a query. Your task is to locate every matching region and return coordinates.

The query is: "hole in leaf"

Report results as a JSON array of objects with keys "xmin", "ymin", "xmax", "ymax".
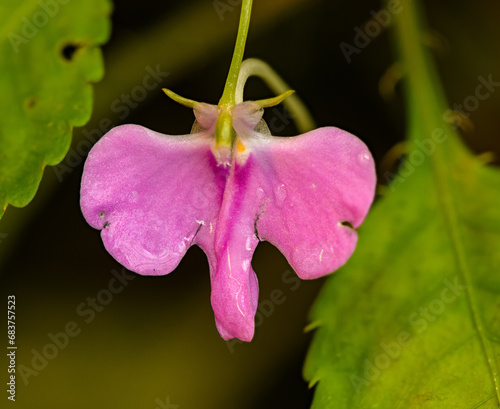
[
  {"xmin": 24, "ymin": 96, "xmax": 38, "ymax": 110},
  {"xmin": 61, "ymin": 43, "xmax": 81, "ymax": 61},
  {"xmin": 340, "ymin": 221, "xmax": 353, "ymax": 229}
]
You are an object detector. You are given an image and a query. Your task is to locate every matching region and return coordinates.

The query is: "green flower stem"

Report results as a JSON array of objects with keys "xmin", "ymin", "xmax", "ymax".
[
  {"xmin": 215, "ymin": 0, "xmax": 253, "ymax": 147},
  {"xmin": 235, "ymin": 58, "xmax": 316, "ymax": 133},
  {"xmin": 218, "ymin": 0, "xmax": 253, "ymax": 108}
]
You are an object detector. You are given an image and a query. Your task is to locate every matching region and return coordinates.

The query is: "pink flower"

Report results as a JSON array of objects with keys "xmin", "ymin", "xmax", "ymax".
[{"xmin": 80, "ymin": 99, "xmax": 376, "ymax": 341}]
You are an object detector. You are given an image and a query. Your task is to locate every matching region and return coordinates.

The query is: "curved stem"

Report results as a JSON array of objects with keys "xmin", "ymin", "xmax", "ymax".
[
  {"xmin": 235, "ymin": 58, "xmax": 315, "ymax": 133},
  {"xmin": 218, "ymin": 0, "xmax": 253, "ymax": 108}
]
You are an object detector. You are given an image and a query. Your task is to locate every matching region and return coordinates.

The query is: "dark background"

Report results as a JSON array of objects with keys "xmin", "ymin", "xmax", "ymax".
[{"xmin": 1, "ymin": 0, "xmax": 499, "ymax": 408}]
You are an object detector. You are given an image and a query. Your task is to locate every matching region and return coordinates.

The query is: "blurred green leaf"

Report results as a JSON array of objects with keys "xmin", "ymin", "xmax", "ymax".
[
  {"xmin": 304, "ymin": 1, "xmax": 500, "ymax": 407},
  {"xmin": 0, "ymin": 0, "xmax": 111, "ymax": 218}
]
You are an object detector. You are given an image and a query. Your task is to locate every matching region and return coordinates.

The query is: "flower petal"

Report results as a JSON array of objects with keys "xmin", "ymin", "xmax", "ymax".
[
  {"xmin": 211, "ymin": 160, "xmax": 260, "ymax": 341},
  {"xmin": 234, "ymin": 123, "xmax": 377, "ymax": 280},
  {"xmin": 80, "ymin": 124, "xmax": 228, "ymax": 275}
]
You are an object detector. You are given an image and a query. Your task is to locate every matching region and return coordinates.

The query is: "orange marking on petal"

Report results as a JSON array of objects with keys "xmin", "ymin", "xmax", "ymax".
[{"xmin": 237, "ymin": 140, "xmax": 246, "ymax": 152}]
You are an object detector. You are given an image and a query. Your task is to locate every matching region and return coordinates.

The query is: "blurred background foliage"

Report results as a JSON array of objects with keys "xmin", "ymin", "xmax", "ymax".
[{"xmin": 1, "ymin": 0, "xmax": 499, "ymax": 408}]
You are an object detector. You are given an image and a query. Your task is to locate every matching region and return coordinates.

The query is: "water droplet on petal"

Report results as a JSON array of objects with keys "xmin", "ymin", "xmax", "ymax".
[
  {"xmin": 245, "ymin": 237, "xmax": 253, "ymax": 251},
  {"xmin": 177, "ymin": 240, "xmax": 187, "ymax": 253},
  {"xmin": 257, "ymin": 187, "xmax": 265, "ymax": 201},
  {"xmin": 359, "ymin": 153, "xmax": 370, "ymax": 163},
  {"xmin": 274, "ymin": 183, "xmax": 287, "ymax": 207},
  {"xmin": 128, "ymin": 190, "xmax": 139, "ymax": 203}
]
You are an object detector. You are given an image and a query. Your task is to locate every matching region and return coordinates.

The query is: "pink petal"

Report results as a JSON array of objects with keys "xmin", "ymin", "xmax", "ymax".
[
  {"xmin": 211, "ymin": 160, "xmax": 260, "ymax": 341},
  {"xmin": 80, "ymin": 124, "xmax": 228, "ymax": 276},
  {"xmin": 233, "ymin": 118, "xmax": 376, "ymax": 280},
  {"xmin": 210, "ymin": 124, "xmax": 375, "ymax": 341}
]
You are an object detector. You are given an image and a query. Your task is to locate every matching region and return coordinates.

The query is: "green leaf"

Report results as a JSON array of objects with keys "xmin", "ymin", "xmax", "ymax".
[
  {"xmin": 0, "ymin": 0, "xmax": 111, "ymax": 218},
  {"xmin": 304, "ymin": 1, "xmax": 500, "ymax": 408}
]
